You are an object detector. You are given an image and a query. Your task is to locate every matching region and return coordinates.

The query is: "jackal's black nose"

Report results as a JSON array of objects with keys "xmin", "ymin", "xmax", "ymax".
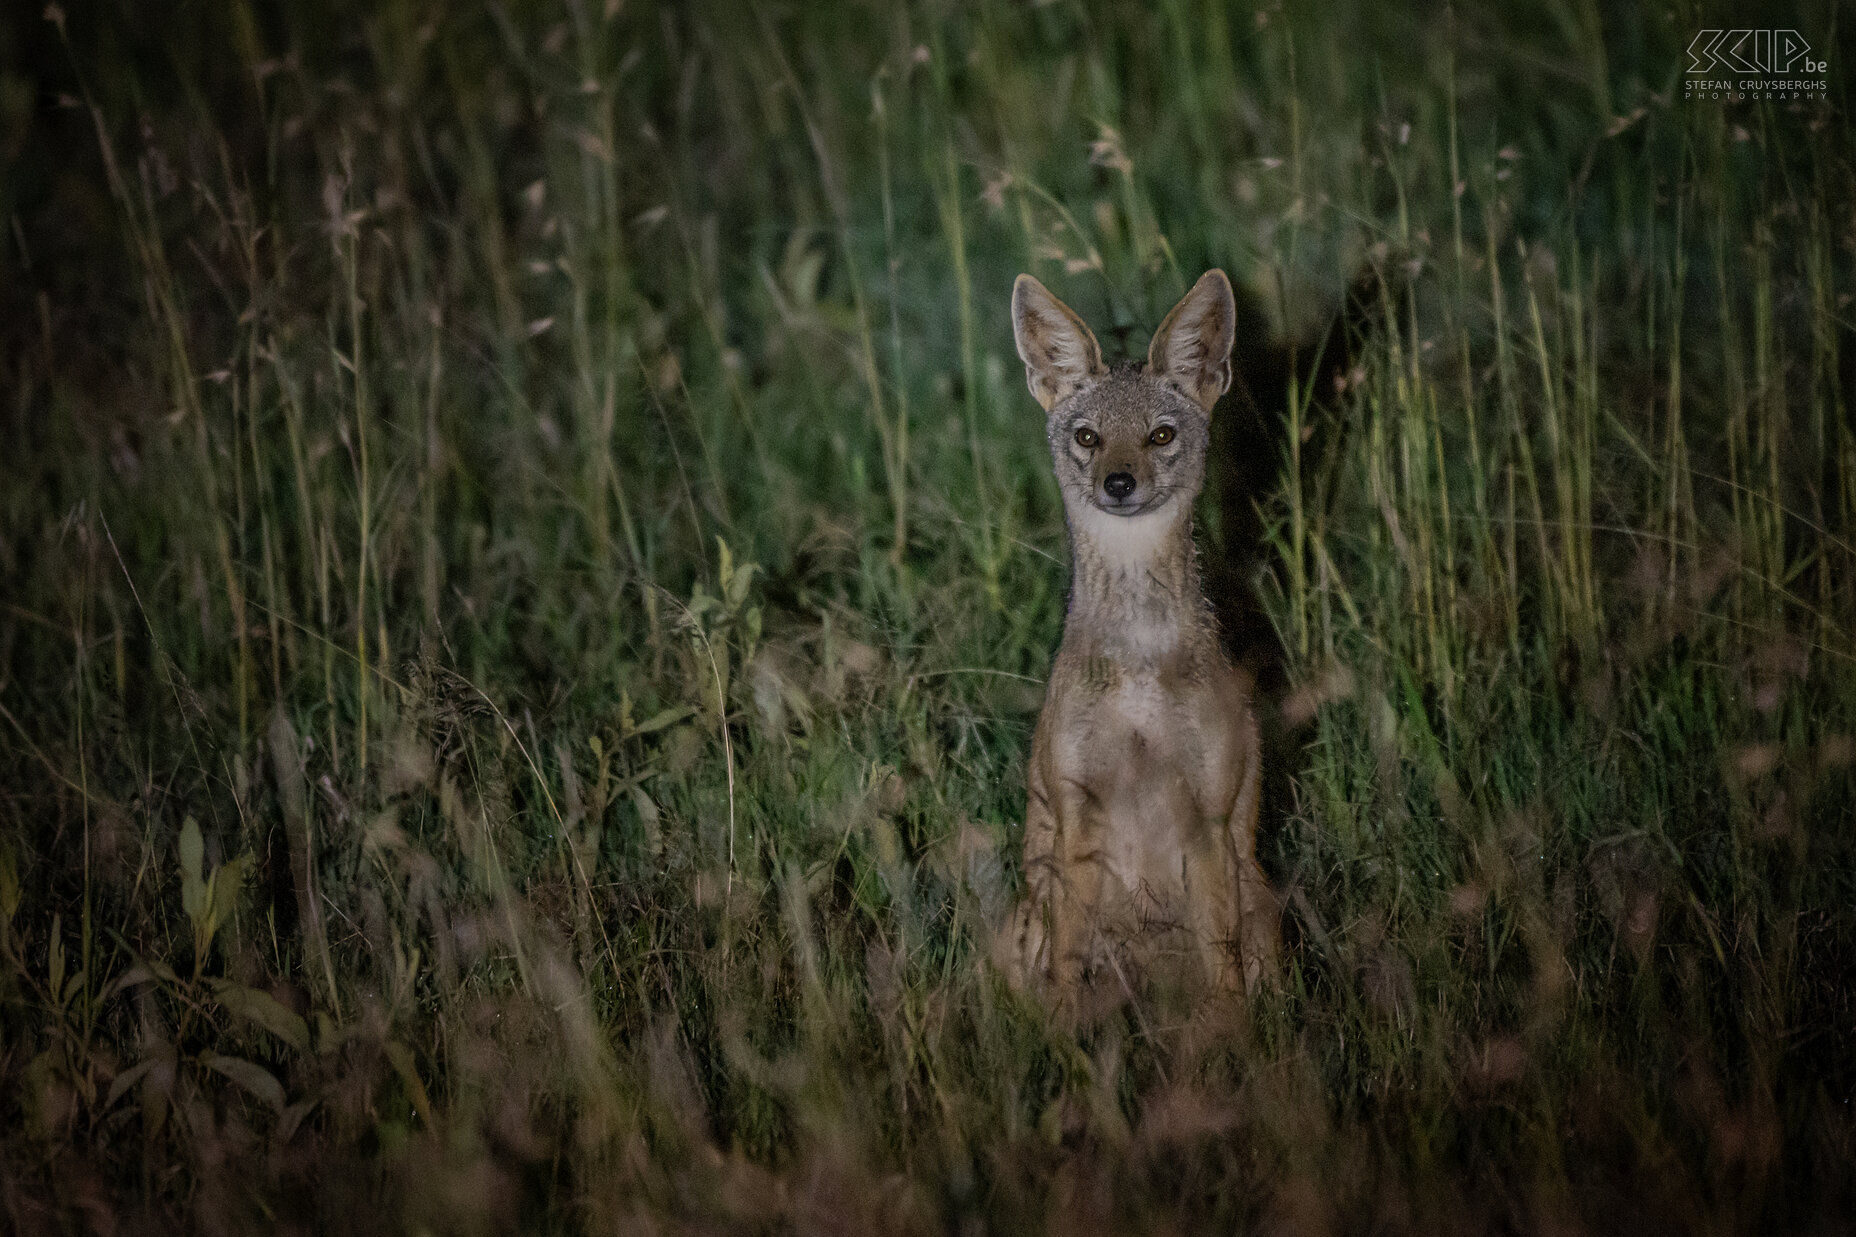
[{"xmin": 1103, "ymin": 472, "xmax": 1136, "ymax": 500}]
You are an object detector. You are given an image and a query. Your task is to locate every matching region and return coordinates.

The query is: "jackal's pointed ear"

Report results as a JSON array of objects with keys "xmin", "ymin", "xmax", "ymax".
[
  {"xmin": 1012, "ymin": 274, "xmax": 1106, "ymax": 411},
  {"xmin": 1147, "ymin": 269, "xmax": 1236, "ymax": 411}
]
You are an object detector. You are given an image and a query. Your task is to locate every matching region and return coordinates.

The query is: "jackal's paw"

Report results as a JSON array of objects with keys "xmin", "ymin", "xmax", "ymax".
[
  {"xmin": 991, "ymin": 897, "xmax": 1050, "ymax": 992},
  {"xmin": 1237, "ymin": 897, "xmax": 1284, "ymax": 993}
]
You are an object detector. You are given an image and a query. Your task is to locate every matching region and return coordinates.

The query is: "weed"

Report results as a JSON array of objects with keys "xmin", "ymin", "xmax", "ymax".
[{"xmin": 1, "ymin": 1, "xmax": 1852, "ymax": 1232}]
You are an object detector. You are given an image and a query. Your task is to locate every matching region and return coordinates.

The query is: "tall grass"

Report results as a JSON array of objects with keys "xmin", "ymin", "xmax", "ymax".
[{"xmin": 2, "ymin": 1, "xmax": 1853, "ymax": 1232}]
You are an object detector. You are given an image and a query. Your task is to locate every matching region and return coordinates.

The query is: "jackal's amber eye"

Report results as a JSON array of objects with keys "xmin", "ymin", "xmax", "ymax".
[
  {"xmin": 1149, "ymin": 424, "xmax": 1176, "ymax": 446},
  {"xmin": 1074, "ymin": 427, "xmax": 1100, "ymax": 449}
]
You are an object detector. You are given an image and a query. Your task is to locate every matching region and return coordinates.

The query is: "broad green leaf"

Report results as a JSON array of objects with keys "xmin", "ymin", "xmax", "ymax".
[
  {"xmin": 277, "ymin": 1095, "xmax": 320, "ymax": 1145},
  {"xmin": 179, "ymin": 817, "xmax": 206, "ymax": 922},
  {"xmin": 726, "ymin": 559, "xmax": 757, "ymax": 609},
  {"xmin": 46, "ymin": 912, "xmax": 63, "ymax": 1000},
  {"xmin": 631, "ymin": 786, "xmax": 663, "ymax": 857},
  {"xmin": 105, "ymin": 1057, "xmax": 161, "ymax": 1109},
  {"xmin": 103, "ymin": 962, "xmax": 159, "ymax": 1000},
  {"xmin": 212, "ymin": 979, "xmax": 311, "ymax": 1053},
  {"xmin": 631, "ymin": 705, "xmax": 696, "ymax": 738},
  {"xmin": 23, "ymin": 1049, "xmax": 68, "ymax": 1142},
  {"xmin": 202, "ymin": 1051, "xmax": 286, "ymax": 1113},
  {"xmin": 0, "ymin": 838, "xmax": 18, "ymax": 923},
  {"xmin": 313, "ymin": 1010, "xmax": 353, "ymax": 1056},
  {"xmin": 385, "ymin": 1040, "xmax": 433, "ymax": 1125},
  {"xmin": 716, "ymin": 536, "xmax": 734, "ymax": 591},
  {"xmin": 205, "ymin": 852, "xmax": 254, "ymax": 940}
]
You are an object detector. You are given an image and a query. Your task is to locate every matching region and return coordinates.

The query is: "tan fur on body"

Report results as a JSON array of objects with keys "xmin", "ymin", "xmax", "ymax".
[{"xmin": 998, "ymin": 270, "xmax": 1280, "ymax": 1005}]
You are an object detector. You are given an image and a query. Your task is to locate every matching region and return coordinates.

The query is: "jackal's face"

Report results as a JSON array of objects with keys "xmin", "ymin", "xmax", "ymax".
[{"xmin": 1011, "ymin": 271, "xmax": 1236, "ymax": 520}]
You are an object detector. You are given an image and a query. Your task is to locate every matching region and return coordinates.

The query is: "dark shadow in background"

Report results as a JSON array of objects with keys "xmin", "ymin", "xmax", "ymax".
[
  {"xmin": 1201, "ymin": 273, "xmax": 1387, "ymax": 925},
  {"xmin": 1204, "ymin": 273, "xmax": 1383, "ymax": 692}
]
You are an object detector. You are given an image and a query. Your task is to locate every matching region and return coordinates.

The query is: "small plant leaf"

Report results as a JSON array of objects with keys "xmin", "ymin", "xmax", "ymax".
[
  {"xmin": 212, "ymin": 979, "xmax": 311, "ymax": 1053},
  {"xmin": 0, "ymin": 838, "xmax": 19, "ymax": 923},
  {"xmin": 202, "ymin": 1051, "xmax": 286, "ymax": 1113},
  {"xmin": 277, "ymin": 1095, "xmax": 321, "ymax": 1145},
  {"xmin": 725, "ymin": 558, "xmax": 757, "ymax": 609},
  {"xmin": 313, "ymin": 1010, "xmax": 351, "ymax": 1055},
  {"xmin": 105, "ymin": 1057, "xmax": 161, "ymax": 1109},
  {"xmin": 46, "ymin": 912, "xmax": 64, "ymax": 1001},
  {"xmin": 143, "ymin": 954, "xmax": 182, "ymax": 986},
  {"xmin": 385, "ymin": 1040, "xmax": 434, "ymax": 1125},
  {"xmin": 205, "ymin": 851, "xmax": 254, "ymax": 941},
  {"xmin": 179, "ymin": 817, "xmax": 206, "ymax": 922},
  {"xmin": 631, "ymin": 785, "xmax": 663, "ymax": 856},
  {"xmin": 743, "ymin": 605, "xmax": 762, "ymax": 658},
  {"xmin": 103, "ymin": 962, "xmax": 159, "ymax": 1000},
  {"xmin": 22, "ymin": 1049, "xmax": 71, "ymax": 1143},
  {"xmin": 631, "ymin": 705, "xmax": 696, "ymax": 738}
]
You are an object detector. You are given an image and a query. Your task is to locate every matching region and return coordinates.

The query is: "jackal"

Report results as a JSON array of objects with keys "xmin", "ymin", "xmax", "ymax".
[{"xmin": 997, "ymin": 270, "xmax": 1279, "ymax": 1004}]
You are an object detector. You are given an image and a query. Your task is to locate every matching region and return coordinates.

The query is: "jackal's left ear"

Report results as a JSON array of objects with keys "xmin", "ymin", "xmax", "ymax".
[
  {"xmin": 1147, "ymin": 270, "xmax": 1236, "ymax": 411},
  {"xmin": 1012, "ymin": 274, "xmax": 1106, "ymax": 412}
]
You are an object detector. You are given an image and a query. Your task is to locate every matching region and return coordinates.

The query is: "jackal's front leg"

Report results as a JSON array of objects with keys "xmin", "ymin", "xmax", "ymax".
[
  {"xmin": 1225, "ymin": 741, "xmax": 1280, "ymax": 991},
  {"xmin": 1042, "ymin": 776, "xmax": 1107, "ymax": 998},
  {"xmin": 1184, "ymin": 830, "xmax": 1246, "ymax": 995},
  {"xmin": 999, "ymin": 760, "xmax": 1108, "ymax": 1005},
  {"xmin": 997, "ymin": 760, "xmax": 1059, "ymax": 989}
]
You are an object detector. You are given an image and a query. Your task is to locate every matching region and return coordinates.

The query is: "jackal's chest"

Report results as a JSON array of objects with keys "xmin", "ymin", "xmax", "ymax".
[
  {"xmin": 1051, "ymin": 665, "xmax": 1244, "ymax": 830},
  {"xmin": 1033, "ymin": 665, "xmax": 1244, "ymax": 931}
]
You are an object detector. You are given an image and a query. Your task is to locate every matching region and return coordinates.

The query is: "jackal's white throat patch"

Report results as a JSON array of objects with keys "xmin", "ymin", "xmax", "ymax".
[{"xmin": 1072, "ymin": 500, "xmax": 1182, "ymax": 573}]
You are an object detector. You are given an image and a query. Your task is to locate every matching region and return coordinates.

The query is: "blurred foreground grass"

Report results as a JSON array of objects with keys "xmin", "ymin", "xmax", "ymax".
[{"xmin": 2, "ymin": 1, "xmax": 1854, "ymax": 1232}]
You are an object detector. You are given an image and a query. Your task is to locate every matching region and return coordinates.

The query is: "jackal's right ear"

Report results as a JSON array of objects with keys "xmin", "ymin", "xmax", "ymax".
[
  {"xmin": 1012, "ymin": 274, "xmax": 1106, "ymax": 411},
  {"xmin": 1147, "ymin": 269, "xmax": 1236, "ymax": 411}
]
